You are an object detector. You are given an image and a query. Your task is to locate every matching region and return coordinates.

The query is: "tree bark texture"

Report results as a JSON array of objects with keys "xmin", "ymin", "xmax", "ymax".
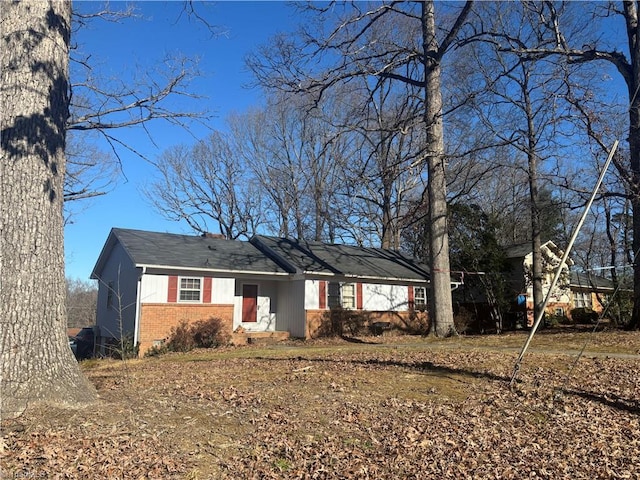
[
  {"xmin": 1, "ymin": 0, "xmax": 96, "ymax": 418},
  {"xmin": 422, "ymin": 1, "xmax": 455, "ymax": 336},
  {"xmin": 625, "ymin": 1, "xmax": 640, "ymax": 330},
  {"xmin": 522, "ymin": 72, "xmax": 544, "ymax": 325}
]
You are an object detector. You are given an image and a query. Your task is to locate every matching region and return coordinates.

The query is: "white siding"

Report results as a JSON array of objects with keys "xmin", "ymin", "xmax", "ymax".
[
  {"xmin": 281, "ymin": 279, "xmax": 306, "ymax": 338},
  {"xmin": 257, "ymin": 281, "xmax": 277, "ymax": 330},
  {"xmin": 363, "ymin": 283, "xmax": 409, "ymax": 311},
  {"xmin": 212, "ymin": 278, "xmax": 235, "ymax": 303},
  {"xmin": 140, "ymin": 274, "xmax": 168, "ymax": 303},
  {"xmin": 304, "ymin": 279, "xmax": 320, "ymax": 310},
  {"xmin": 304, "ymin": 280, "xmax": 410, "ymax": 312},
  {"xmin": 138, "ymin": 275, "xmax": 235, "ymax": 304}
]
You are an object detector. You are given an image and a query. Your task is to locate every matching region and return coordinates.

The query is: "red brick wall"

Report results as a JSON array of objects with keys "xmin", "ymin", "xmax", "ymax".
[
  {"xmin": 305, "ymin": 309, "xmax": 428, "ymax": 338},
  {"xmin": 139, "ymin": 303, "xmax": 234, "ymax": 355}
]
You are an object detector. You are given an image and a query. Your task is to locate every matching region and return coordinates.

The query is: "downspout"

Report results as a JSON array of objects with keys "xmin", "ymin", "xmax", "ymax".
[{"xmin": 134, "ymin": 266, "xmax": 146, "ymax": 353}]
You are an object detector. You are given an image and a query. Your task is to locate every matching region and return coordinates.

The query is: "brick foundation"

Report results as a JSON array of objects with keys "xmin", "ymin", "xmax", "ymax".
[
  {"xmin": 138, "ymin": 303, "xmax": 234, "ymax": 355},
  {"xmin": 305, "ymin": 309, "xmax": 429, "ymax": 338}
]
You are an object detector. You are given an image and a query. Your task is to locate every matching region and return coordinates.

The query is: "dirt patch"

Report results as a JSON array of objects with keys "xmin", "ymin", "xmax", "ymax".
[{"xmin": 2, "ymin": 331, "xmax": 639, "ymax": 479}]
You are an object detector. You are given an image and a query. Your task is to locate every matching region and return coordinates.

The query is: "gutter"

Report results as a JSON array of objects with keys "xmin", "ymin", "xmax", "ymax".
[
  {"xmin": 136, "ymin": 264, "xmax": 439, "ymax": 286},
  {"xmin": 135, "ymin": 263, "xmax": 291, "ymax": 277},
  {"xmin": 340, "ymin": 273, "xmax": 430, "ymax": 285}
]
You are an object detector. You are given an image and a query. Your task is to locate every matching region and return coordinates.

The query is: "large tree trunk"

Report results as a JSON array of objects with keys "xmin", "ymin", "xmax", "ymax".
[
  {"xmin": 626, "ymin": 1, "xmax": 640, "ymax": 330},
  {"xmin": 1, "ymin": 0, "xmax": 96, "ymax": 419},
  {"xmin": 423, "ymin": 1, "xmax": 455, "ymax": 336},
  {"xmin": 523, "ymin": 75, "xmax": 544, "ymax": 327}
]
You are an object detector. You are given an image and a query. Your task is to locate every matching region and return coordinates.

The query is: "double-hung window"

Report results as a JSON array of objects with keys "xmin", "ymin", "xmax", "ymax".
[
  {"xmin": 574, "ymin": 291, "xmax": 591, "ymax": 309},
  {"xmin": 327, "ymin": 282, "xmax": 356, "ymax": 309},
  {"xmin": 414, "ymin": 286, "xmax": 427, "ymax": 310},
  {"xmin": 179, "ymin": 277, "xmax": 201, "ymax": 302},
  {"xmin": 341, "ymin": 283, "xmax": 356, "ymax": 309}
]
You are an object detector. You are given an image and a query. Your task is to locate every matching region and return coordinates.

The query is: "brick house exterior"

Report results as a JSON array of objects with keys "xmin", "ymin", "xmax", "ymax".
[
  {"xmin": 91, "ymin": 228, "xmax": 437, "ymax": 356},
  {"xmin": 504, "ymin": 241, "xmax": 615, "ymax": 326}
]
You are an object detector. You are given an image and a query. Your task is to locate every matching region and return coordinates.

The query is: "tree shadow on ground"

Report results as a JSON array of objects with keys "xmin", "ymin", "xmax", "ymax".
[
  {"xmin": 338, "ymin": 335, "xmax": 380, "ymax": 345},
  {"xmin": 257, "ymin": 355, "xmax": 511, "ymax": 383},
  {"xmin": 561, "ymin": 388, "xmax": 640, "ymax": 415}
]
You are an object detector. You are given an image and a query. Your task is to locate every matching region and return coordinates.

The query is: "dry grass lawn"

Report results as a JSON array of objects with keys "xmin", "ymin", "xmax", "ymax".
[{"xmin": 2, "ymin": 329, "xmax": 639, "ymax": 479}]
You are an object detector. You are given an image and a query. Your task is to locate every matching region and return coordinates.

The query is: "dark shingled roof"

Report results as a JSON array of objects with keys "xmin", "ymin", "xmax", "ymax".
[
  {"xmin": 570, "ymin": 272, "xmax": 615, "ymax": 291},
  {"xmin": 504, "ymin": 243, "xmax": 533, "ymax": 259},
  {"xmin": 252, "ymin": 235, "xmax": 430, "ymax": 282},
  {"xmin": 93, "ymin": 228, "xmax": 431, "ymax": 283},
  {"xmin": 100, "ymin": 228, "xmax": 291, "ymax": 275}
]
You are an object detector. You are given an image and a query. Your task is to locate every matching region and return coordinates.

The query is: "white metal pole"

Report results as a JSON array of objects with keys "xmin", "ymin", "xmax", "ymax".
[{"xmin": 509, "ymin": 140, "xmax": 619, "ymax": 387}]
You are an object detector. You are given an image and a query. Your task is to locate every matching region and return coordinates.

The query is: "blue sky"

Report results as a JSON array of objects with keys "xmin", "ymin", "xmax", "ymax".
[
  {"xmin": 64, "ymin": 1, "xmax": 629, "ymax": 281},
  {"xmin": 65, "ymin": 1, "xmax": 297, "ymax": 280}
]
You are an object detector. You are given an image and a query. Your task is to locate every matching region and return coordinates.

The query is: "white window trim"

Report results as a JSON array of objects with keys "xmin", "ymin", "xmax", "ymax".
[
  {"xmin": 327, "ymin": 281, "xmax": 357, "ymax": 309},
  {"xmin": 414, "ymin": 286, "xmax": 427, "ymax": 310},
  {"xmin": 574, "ymin": 290, "xmax": 592, "ymax": 309},
  {"xmin": 178, "ymin": 276, "xmax": 203, "ymax": 303},
  {"xmin": 341, "ymin": 283, "xmax": 356, "ymax": 310}
]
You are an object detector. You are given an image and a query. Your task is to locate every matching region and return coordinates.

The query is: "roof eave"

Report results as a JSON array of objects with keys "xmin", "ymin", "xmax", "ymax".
[
  {"xmin": 302, "ymin": 271, "xmax": 431, "ymax": 284},
  {"xmin": 135, "ymin": 263, "xmax": 291, "ymax": 277},
  {"xmin": 90, "ymin": 228, "xmax": 121, "ymax": 280}
]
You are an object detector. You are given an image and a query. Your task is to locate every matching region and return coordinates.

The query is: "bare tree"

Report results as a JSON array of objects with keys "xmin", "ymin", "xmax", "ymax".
[
  {"xmin": 60, "ymin": 2, "xmax": 215, "ymax": 213},
  {"xmin": 147, "ymin": 88, "xmax": 354, "ymax": 243},
  {"xmin": 66, "ymin": 278, "xmax": 98, "ymax": 329},
  {"xmin": 228, "ymin": 92, "xmax": 349, "ymax": 242},
  {"xmin": 68, "ymin": 4, "xmax": 211, "ymax": 159},
  {"xmin": 470, "ymin": 1, "xmax": 639, "ymax": 328},
  {"xmin": 145, "ymin": 131, "xmax": 264, "ymax": 239},
  {"xmin": 339, "ymin": 76, "xmax": 426, "ymax": 249},
  {"xmin": 63, "ymin": 130, "xmax": 120, "ymax": 224},
  {"xmin": 247, "ymin": 1, "xmax": 473, "ymax": 336},
  {"xmin": 459, "ymin": 1, "xmax": 589, "ymax": 325}
]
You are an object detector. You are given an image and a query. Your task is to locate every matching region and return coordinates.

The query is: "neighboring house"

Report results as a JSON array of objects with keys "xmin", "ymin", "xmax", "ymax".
[
  {"xmin": 505, "ymin": 241, "xmax": 614, "ymax": 325},
  {"xmin": 568, "ymin": 271, "xmax": 615, "ymax": 317},
  {"xmin": 91, "ymin": 228, "xmax": 437, "ymax": 356}
]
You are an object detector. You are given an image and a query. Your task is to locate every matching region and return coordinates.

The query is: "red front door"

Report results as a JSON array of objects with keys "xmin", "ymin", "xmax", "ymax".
[{"xmin": 242, "ymin": 284, "xmax": 258, "ymax": 323}]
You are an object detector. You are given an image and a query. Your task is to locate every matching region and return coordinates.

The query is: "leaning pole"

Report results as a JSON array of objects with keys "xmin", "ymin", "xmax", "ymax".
[{"xmin": 509, "ymin": 140, "xmax": 619, "ymax": 388}]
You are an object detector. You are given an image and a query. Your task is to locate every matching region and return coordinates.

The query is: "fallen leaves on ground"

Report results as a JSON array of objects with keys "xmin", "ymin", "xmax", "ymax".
[{"xmin": 2, "ymin": 331, "xmax": 638, "ymax": 479}]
